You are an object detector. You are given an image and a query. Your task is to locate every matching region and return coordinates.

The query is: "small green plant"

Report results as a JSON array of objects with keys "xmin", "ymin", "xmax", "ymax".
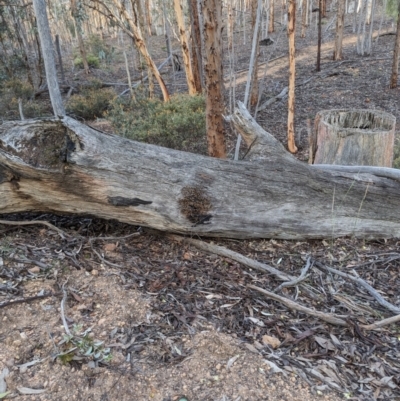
[
  {"xmin": 74, "ymin": 54, "xmax": 100, "ymax": 69},
  {"xmin": 107, "ymin": 93, "xmax": 207, "ymax": 154},
  {"xmin": 66, "ymin": 83, "xmax": 115, "ymax": 120},
  {"xmin": 57, "ymin": 325, "xmax": 111, "ymax": 364}
]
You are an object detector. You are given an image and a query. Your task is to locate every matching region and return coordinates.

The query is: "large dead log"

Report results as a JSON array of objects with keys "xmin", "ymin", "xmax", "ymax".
[{"xmin": 1, "ymin": 102, "xmax": 400, "ymax": 239}]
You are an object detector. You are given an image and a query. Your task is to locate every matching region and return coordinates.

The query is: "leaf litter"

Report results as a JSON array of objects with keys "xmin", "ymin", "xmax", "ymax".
[{"xmin": 0, "ymin": 214, "xmax": 399, "ymax": 400}]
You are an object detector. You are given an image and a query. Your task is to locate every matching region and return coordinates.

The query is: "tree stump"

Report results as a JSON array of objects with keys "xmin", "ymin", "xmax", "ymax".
[{"xmin": 309, "ymin": 109, "xmax": 396, "ymax": 167}]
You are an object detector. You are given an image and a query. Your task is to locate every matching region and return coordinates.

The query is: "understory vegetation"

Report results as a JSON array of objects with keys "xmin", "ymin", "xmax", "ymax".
[
  {"xmin": 66, "ymin": 80, "xmax": 115, "ymax": 120},
  {"xmin": 107, "ymin": 93, "xmax": 207, "ymax": 154}
]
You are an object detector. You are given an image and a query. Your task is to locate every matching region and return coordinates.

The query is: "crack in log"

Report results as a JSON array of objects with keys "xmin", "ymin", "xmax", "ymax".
[{"xmin": 108, "ymin": 196, "xmax": 153, "ymax": 207}]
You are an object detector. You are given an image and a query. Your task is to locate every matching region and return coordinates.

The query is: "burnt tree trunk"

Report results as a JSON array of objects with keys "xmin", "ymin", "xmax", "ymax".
[
  {"xmin": 309, "ymin": 109, "xmax": 396, "ymax": 167},
  {"xmin": 1, "ymin": 104, "xmax": 400, "ymax": 240}
]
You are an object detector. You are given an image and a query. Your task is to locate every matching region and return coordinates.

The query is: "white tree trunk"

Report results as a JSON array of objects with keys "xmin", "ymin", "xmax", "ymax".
[{"xmin": 32, "ymin": 0, "xmax": 65, "ymax": 116}]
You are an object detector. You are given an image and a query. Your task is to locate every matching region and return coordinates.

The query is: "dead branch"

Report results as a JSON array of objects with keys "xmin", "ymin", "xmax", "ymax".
[
  {"xmin": 0, "ymin": 219, "xmax": 68, "ymax": 239},
  {"xmin": 361, "ymin": 313, "xmax": 400, "ymax": 330},
  {"xmin": 248, "ymin": 284, "xmax": 400, "ymax": 331},
  {"xmin": 0, "ymin": 292, "xmax": 60, "ymax": 309},
  {"xmin": 274, "ymin": 257, "xmax": 313, "ymax": 292},
  {"xmin": 169, "ymin": 235, "xmax": 294, "ymax": 282},
  {"xmin": 314, "ymin": 262, "xmax": 400, "ymax": 315},
  {"xmin": 247, "ymin": 284, "xmax": 348, "ymax": 326}
]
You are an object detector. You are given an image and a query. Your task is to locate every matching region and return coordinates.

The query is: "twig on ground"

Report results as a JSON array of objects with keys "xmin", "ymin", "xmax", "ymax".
[
  {"xmin": 314, "ymin": 262, "xmax": 400, "ymax": 315},
  {"xmin": 169, "ymin": 235, "xmax": 294, "ymax": 282},
  {"xmin": 361, "ymin": 313, "xmax": 400, "ymax": 330},
  {"xmin": 0, "ymin": 292, "xmax": 60, "ymax": 309},
  {"xmin": 0, "ymin": 219, "xmax": 68, "ymax": 239},
  {"xmin": 274, "ymin": 257, "xmax": 313, "ymax": 293},
  {"xmin": 11, "ymin": 258, "xmax": 49, "ymax": 270},
  {"xmin": 60, "ymin": 282, "xmax": 71, "ymax": 336},
  {"xmin": 247, "ymin": 284, "xmax": 348, "ymax": 326}
]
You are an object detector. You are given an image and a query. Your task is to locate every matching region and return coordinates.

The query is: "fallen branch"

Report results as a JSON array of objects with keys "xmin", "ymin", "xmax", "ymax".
[
  {"xmin": 0, "ymin": 219, "xmax": 68, "ymax": 239},
  {"xmin": 248, "ymin": 284, "xmax": 400, "ymax": 331},
  {"xmin": 247, "ymin": 284, "xmax": 348, "ymax": 326},
  {"xmin": 0, "ymin": 292, "xmax": 60, "ymax": 309},
  {"xmin": 314, "ymin": 262, "xmax": 400, "ymax": 315},
  {"xmin": 169, "ymin": 235, "xmax": 294, "ymax": 282},
  {"xmin": 274, "ymin": 257, "xmax": 313, "ymax": 292},
  {"xmin": 361, "ymin": 313, "xmax": 400, "ymax": 330}
]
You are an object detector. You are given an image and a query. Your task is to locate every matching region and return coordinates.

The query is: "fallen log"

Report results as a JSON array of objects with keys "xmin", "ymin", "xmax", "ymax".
[{"xmin": 1, "ymin": 102, "xmax": 400, "ymax": 239}]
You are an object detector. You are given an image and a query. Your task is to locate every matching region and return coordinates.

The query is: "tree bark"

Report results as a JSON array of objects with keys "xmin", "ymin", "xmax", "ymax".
[
  {"xmin": 55, "ymin": 34, "xmax": 65, "ymax": 84},
  {"xmin": 268, "ymin": 0, "xmax": 274, "ymax": 32},
  {"xmin": 108, "ymin": 0, "xmax": 170, "ymax": 101},
  {"xmin": 32, "ymin": 0, "xmax": 65, "ymax": 116},
  {"xmin": 2, "ymin": 104, "xmax": 400, "ymax": 239},
  {"xmin": 187, "ymin": 0, "xmax": 203, "ymax": 92},
  {"xmin": 300, "ymin": 0, "xmax": 308, "ymax": 38},
  {"xmin": 310, "ymin": 109, "xmax": 396, "ymax": 167},
  {"xmin": 71, "ymin": 0, "xmax": 90, "ymax": 74},
  {"xmin": 316, "ymin": 0, "xmax": 322, "ymax": 71},
  {"xmin": 201, "ymin": 0, "xmax": 226, "ymax": 158},
  {"xmin": 173, "ymin": 0, "xmax": 198, "ymax": 95},
  {"xmin": 287, "ymin": 0, "xmax": 297, "ymax": 153},
  {"xmin": 250, "ymin": 0, "xmax": 262, "ymax": 107},
  {"xmin": 333, "ymin": 0, "xmax": 345, "ymax": 60},
  {"xmin": 390, "ymin": 1, "xmax": 400, "ymax": 89}
]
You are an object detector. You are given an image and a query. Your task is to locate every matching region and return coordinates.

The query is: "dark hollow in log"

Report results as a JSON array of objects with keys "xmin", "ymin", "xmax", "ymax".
[
  {"xmin": 310, "ymin": 109, "xmax": 396, "ymax": 167},
  {"xmin": 1, "ymin": 102, "xmax": 400, "ymax": 239}
]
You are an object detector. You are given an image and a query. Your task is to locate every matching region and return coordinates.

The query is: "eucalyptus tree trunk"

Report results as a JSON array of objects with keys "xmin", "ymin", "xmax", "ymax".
[
  {"xmin": 268, "ymin": 0, "xmax": 275, "ymax": 32},
  {"xmin": 333, "ymin": 0, "xmax": 345, "ymax": 60},
  {"xmin": 250, "ymin": 0, "xmax": 262, "ymax": 106},
  {"xmin": 390, "ymin": 0, "xmax": 400, "ymax": 89},
  {"xmin": 316, "ymin": 0, "xmax": 322, "ymax": 71},
  {"xmin": 365, "ymin": 0, "xmax": 375, "ymax": 54},
  {"xmin": 301, "ymin": 0, "xmax": 308, "ymax": 38},
  {"xmin": 144, "ymin": 0, "xmax": 153, "ymax": 36},
  {"xmin": 32, "ymin": 0, "xmax": 65, "ymax": 116},
  {"xmin": 234, "ymin": 0, "xmax": 262, "ymax": 160},
  {"xmin": 55, "ymin": 34, "xmax": 65, "ymax": 84},
  {"xmin": 162, "ymin": 0, "xmax": 173, "ymax": 67},
  {"xmin": 187, "ymin": 0, "xmax": 203, "ymax": 92},
  {"xmin": 71, "ymin": 0, "xmax": 89, "ymax": 74},
  {"xmin": 109, "ymin": 0, "xmax": 170, "ymax": 101},
  {"xmin": 287, "ymin": 0, "xmax": 297, "ymax": 153},
  {"xmin": 173, "ymin": 0, "xmax": 198, "ymax": 94},
  {"xmin": 200, "ymin": 0, "xmax": 226, "ymax": 158},
  {"xmin": 10, "ymin": 4, "xmax": 42, "ymax": 91}
]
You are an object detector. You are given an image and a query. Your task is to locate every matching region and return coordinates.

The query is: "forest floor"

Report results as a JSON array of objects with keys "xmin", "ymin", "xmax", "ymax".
[{"xmin": 1, "ymin": 9, "xmax": 400, "ymax": 401}]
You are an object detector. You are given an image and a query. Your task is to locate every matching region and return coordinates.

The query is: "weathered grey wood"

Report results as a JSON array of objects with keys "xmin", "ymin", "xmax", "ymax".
[
  {"xmin": 310, "ymin": 109, "xmax": 396, "ymax": 167},
  {"xmin": 1, "ymin": 102, "xmax": 400, "ymax": 239},
  {"xmin": 32, "ymin": 0, "xmax": 65, "ymax": 116}
]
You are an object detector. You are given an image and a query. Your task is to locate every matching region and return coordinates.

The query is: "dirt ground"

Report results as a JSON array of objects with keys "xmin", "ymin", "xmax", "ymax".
[{"xmin": 2, "ymin": 5, "xmax": 400, "ymax": 401}]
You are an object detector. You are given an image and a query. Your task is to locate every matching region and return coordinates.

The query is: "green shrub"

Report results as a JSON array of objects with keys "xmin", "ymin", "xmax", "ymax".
[
  {"xmin": 2, "ymin": 77, "xmax": 34, "ymax": 99},
  {"xmin": 66, "ymin": 85, "xmax": 115, "ymax": 120},
  {"xmin": 74, "ymin": 54, "xmax": 100, "ymax": 69},
  {"xmin": 0, "ymin": 78, "xmax": 45, "ymax": 119},
  {"xmin": 107, "ymin": 93, "xmax": 207, "ymax": 154},
  {"xmin": 87, "ymin": 34, "xmax": 115, "ymax": 64}
]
